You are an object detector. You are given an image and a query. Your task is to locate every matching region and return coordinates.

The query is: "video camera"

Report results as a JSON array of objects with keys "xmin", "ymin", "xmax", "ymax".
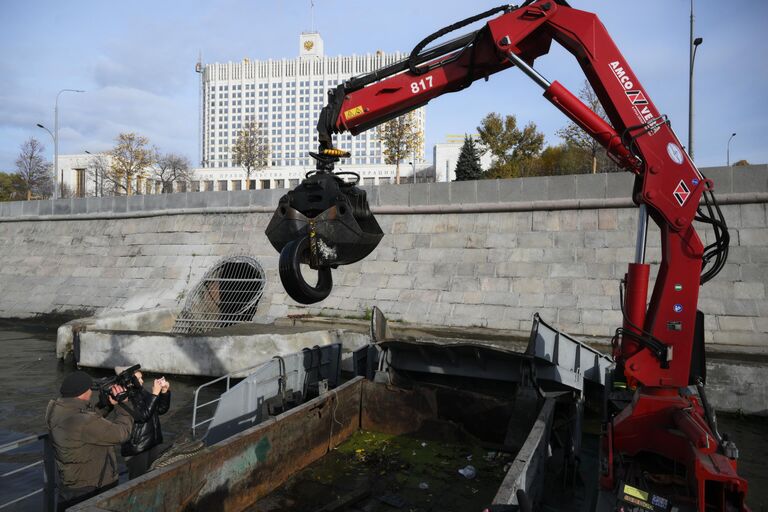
[{"xmin": 93, "ymin": 364, "xmax": 141, "ymax": 404}]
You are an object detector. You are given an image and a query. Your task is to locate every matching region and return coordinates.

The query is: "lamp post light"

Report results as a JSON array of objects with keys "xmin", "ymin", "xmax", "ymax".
[
  {"xmin": 688, "ymin": 0, "xmax": 703, "ymax": 161},
  {"xmin": 42, "ymin": 89, "xmax": 85, "ymax": 199},
  {"xmin": 35, "ymin": 123, "xmax": 56, "ymax": 198},
  {"xmin": 727, "ymin": 133, "xmax": 737, "ymax": 167}
]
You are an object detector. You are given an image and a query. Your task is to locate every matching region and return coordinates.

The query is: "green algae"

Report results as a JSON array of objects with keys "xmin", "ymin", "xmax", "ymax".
[{"xmin": 250, "ymin": 429, "xmax": 513, "ymax": 512}]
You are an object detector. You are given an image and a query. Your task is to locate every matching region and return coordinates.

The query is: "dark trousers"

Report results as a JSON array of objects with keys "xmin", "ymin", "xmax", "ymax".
[
  {"xmin": 57, "ymin": 480, "xmax": 117, "ymax": 512},
  {"xmin": 125, "ymin": 444, "xmax": 163, "ymax": 480}
]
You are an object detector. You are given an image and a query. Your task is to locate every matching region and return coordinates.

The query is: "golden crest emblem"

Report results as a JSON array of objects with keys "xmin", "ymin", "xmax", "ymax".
[{"xmin": 303, "ymin": 40, "xmax": 314, "ymax": 51}]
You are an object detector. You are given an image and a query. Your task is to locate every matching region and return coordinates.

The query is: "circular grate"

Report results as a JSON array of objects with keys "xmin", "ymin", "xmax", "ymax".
[{"xmin": 172, "ymin": 256, "xmax": 266, "ymax": 334}]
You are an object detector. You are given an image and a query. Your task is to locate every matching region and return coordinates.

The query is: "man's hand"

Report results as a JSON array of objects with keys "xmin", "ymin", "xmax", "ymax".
[
  {"xmin": 152, "ymin": 378, "xmax": 163, "ymax": 396},
  {"xmin": 108, "ymin": 384, "xmax": 126, "ymax": 405},
  {"xmin": 159, "ymin": 377, "xmax": 170, "ymax": 394}
]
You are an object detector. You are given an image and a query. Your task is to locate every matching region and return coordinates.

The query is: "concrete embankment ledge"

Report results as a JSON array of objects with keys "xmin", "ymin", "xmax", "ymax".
[{"xmin": 0, "ymin": 167, "xmax": 765, "ymax": 411}]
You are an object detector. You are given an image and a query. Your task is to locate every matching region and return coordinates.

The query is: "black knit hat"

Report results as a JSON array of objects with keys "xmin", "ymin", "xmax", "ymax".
[{"xmin": 60, "ymin": 371, "xmax": 93, "ymax": 398}]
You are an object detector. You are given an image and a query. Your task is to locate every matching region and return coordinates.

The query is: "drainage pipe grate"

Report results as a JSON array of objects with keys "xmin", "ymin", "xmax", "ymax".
[{"xmin": 172, "ymin": 256, "xmax": 266, "ymax": 334}]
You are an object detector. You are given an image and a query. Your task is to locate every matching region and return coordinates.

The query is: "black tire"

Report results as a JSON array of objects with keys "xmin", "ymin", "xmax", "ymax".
[{"xmin": 279, "ymin": 236, "xmax": 333, "ymax": 304}]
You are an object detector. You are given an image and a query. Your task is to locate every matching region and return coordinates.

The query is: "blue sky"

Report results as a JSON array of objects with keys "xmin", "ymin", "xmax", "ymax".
[{"xmin": 1, "ymin": 1, "xmax": 766, "ymax": 172}]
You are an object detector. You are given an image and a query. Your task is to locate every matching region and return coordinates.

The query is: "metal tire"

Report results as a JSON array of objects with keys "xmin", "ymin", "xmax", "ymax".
[{"xmin": 279, "ymin": 236, "xmax": 333, "ymax": 304}]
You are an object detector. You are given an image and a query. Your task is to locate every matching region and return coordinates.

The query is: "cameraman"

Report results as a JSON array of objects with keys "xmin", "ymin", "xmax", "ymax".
[
  {"xmin": 114, "ymin": 366, "xmax": 171, "ymax": 479},
  {"xmin": 45, "ymin": 370, "xmax": 134, "ymax": 511}
]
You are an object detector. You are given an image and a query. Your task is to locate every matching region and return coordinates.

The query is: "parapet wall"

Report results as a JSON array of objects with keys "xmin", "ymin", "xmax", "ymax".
[{"xmin": 0, "ymin": 166, "xmax": 766, "ymax": 347}]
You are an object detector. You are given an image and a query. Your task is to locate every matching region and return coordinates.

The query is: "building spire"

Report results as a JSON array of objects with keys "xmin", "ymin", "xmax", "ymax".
[{"xmin": 310, "ymin": 0, "xmax": 315, "ymax": 32}]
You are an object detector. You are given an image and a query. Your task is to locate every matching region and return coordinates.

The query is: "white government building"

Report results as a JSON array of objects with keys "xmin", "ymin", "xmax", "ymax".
[{"xmin": 59, "ymin": 32, "xmax": 432, "ymax": 197}]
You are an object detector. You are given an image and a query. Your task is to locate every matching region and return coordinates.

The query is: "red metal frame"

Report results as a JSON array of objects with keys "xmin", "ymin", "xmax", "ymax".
[{"xmin": 316, "ymin": 1, "xmax": 748, "ymax": 509}]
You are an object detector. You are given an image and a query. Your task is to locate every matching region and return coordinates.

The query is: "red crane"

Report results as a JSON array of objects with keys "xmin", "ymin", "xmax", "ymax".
[{"xmin": 268, "ymin": 1, "xmax": 745, "ymax": 509}]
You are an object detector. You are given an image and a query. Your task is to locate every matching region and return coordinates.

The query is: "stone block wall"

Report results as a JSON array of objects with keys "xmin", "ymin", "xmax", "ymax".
[{"xmin": 0, "ymin": 166, "xmax": 766, "ymax": 347}]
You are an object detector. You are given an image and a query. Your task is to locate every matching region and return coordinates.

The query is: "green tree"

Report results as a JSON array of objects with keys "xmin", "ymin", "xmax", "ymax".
[
  {"xmin": 233, "ymin": 121, "xmax": 269, "ymax": 189},
  {"xmin": 107, "ymin": 133, "xmax": 155, "ymax": 195},
  {"xmin": 454, "ymin": 135, "xmax": 484, "ymax": 181},
  {"xmin": 555, "ymin": 80, "xmax": 620, "ymax": 174},
  {"xmin": 476, "ymin": 113, "xmax": 544, "ymax": 178},
  {"xmin": 15, "ymin": 137, "xmax": 52, "ymax": 199},
  {"xmin": 529, "ymin": 143, "xmax": 590, "ymax": 176},
  {"xmin": 0, "ymin": 172, "xmax": 24, "ymax": 201},
  {"xmin": 379, "ymin": 111, "xmax": 423, "ymax": 184}
]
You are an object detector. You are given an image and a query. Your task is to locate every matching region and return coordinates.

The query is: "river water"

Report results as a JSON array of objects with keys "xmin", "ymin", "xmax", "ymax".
[
  {"xmin": 0, "ymin": 321, "xmax": 765, "ymax": 511},
  {"xmin": 0, "ymin": 321, "xmax": 226, "ymax": 511}
]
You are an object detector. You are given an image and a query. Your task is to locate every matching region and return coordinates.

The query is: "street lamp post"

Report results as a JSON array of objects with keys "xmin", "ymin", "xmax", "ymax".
[
  {"xmin": 49, "ymin": 89, "xmax": 85, "ymax": 199},
  {"xmin": 727, "ymin": 133, "xmax": 737, "ymax": 167},
  {"xmin": 35, "ymin": 123, "xmax": 55, "ymax": 198},
  {"xmin": 688, "ymin": 0, "xmax": 703, "ymax": 161}
]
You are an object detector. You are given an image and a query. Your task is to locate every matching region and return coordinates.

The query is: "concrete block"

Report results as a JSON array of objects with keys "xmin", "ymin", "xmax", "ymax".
[
  {"xmin": 414, "ymin": 273, "xmax": 451, "ymax": 291},
  {"xmin": 498, "ymin": 178, "xmax": 524, "ymax": 202},
  {"xmin": 703, "ymin": 167, "xmax": 732, "ymax": 194},
  {"xmin": 449, "ymin": 276, "xmax": 480, "ymax": 292},
  {"xmin": 718, "ymin": 315, "xmax": 755, "ymax": 332},
  {"xmin": 427, "ymin": 182, "xmax": 449, "ymax": 205},
  {"xmin": 164, "ymin": 193, "xmax": 186, "ymax": 210},
  {"xmin": 410, "ymin": 183, "xmax": 430, "ymax": 206},
  {"xmin": 497, "ymin": 211, "xmax": 532, "ymax": 232},
  {"xmin": 126, "ymin": 195, "xmax": 144, "ymax": 211},
  {"xmin": 554, "ymin": 232, "xmax": 584, "ymax": 249},
  {"xmin": 577, "ymin": 294, "xmax": 613, "ymax": 309},
  {"xmin": 547, "ymin": 175, "xmax": 577, "ymax": 200},
  {"xmin": 249, "ymin": 189, "xmax": 277, "ymax": 207},
  {"xmin": 474, "ymin": 262, "xmax": 496, "ymax": 276},
  {"xmin": 113, "ymin": 196, "xmax": 128, "ymax": 213},
  {"xmin": 71, "ymin": 198, "xmax": 87, "ymax": 214},
  {"xmin": 734, "ymin": 282, "xmax": 765, "ymax": 300},
  {"xmin": 732, "ymin": 166, "xmax": 768, "ymax": 194},
  {"xmin": 378, "ymin": 184, "xmax": 410, "ymax": 206},
  {"xmin": 38, "ymin": 200, "xmax": 53, "ymax": 216},
  {"xmin": 451, "ymin": 180, "xmax": 477, "ymax": 204},
  {"xmin": 544, "ymin": 294, "xmax": 577, "ymax": 307},
  {"xmin": 486, "ymin": 232, "xmax": 518, "ymax": 248},
  {"xmin": 476, "ymin": 180, "xmax": 500, "ymax": 203},
  {"xmin": 53, "ymin": 199, "xmax": 72, "ymax": 215},
  {"xmin": 518, "ymin": 293, "xmax": 545, "ymax": 307},
  {"xmin": 550, "ymin": 263, "xmax": 586, "ymax": 278},
  {"xmin": 578, "ymin": 210, "xmax": 598, "ymax": 230},
  {"xmin": 739, "ymin": 228, "xmax": 768, "ymax": 246},
  {"xmin": 739, "ymin": 204, "xmax": 766, "ymax": 228},
  {"xmin": 430, "ymin": 233, "xmax": 468, "ymax": 248},
  {"xmin": 721, "ymin": 300, "xmax": 759, "ymax": 317},
  {"xmin": 598, "ymin": 209, "xmax": 618, "ymax": 230},
  {"xmin": 22, "ymin": 201, "xmax": 39, "ymax": 215},
  {"xmin": 606, "ymin": 173, "xmax": 634, "ymax": 198},
  {"xmin": 520, "ymin": 176, "xmax": 548, "ymax": 201},
  {"xmin": 142, "ymin": 194, "xmax": 164, "ymax": 211},
  {"xmin": 516, "ymin": 232, "xmax": 554, "ymax": 249},
  {"xmin": 210, "ymin": 191, "xmax": 232, "ymax": 207},
  {"xmin": 359, "ymin": 185, "xmax": 379, "ymax": 207},
  {"xmin": 575, "ymin": 173, "xmax": 606, "ymax": 199},
  {"xmin": 532, "ymin": 211, "xmax": 559, "ymax": 232}
]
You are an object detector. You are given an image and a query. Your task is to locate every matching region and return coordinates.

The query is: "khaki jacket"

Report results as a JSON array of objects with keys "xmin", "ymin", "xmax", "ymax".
[{"xmin": 45, "ymin": 397, "xmax": 133, "ymax": 490}]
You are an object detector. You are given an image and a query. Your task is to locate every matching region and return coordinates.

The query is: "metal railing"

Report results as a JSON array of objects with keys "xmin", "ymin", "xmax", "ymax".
[
  {"xmin": 191, "ymin": 361, "xmax": 272, "ymax": 436},
  {"xmin": 0, "ymin": 433, "xmax": 55, "ymax": 511}
]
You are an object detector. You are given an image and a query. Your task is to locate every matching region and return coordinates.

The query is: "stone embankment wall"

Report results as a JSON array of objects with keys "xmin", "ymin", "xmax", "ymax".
[{"xmin": 0, "ymin": 166, "xmax": 766, "ymax": 347}]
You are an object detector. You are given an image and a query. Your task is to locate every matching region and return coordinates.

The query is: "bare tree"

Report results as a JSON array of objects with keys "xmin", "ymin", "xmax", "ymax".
[
  {"xmin": 555, "ymin": 80, "xmax": 619, "ymax": 174},
  {"xmin": 105, "ymin": 133, "xmax": 154, "ymax": 195},
  {"xmin": 378, "ymin": 111, "xmax": 423, "ymax": 184},
  {"xmin": 232, "ymin": 121, "xmax": 269, "ymax": 189},
  {"xmin": 86, "ymin": 154, "xmax": 110, "ymax": 197},
  {"xmin": 14, "ymin": 137, "xmax": 52, "ymax": 200},
  {"xmin": 152, "ymin": 152, "xmax": 191, "ymax": 193}
]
